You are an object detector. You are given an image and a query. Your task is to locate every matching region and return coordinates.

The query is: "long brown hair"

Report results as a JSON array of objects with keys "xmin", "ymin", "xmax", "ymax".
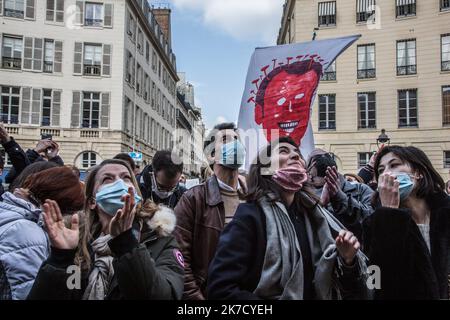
[
  {"xmin": 77, "ymin": 159, "xmax": 158, "ymax": 270},
  {"xmin": 22, "ymin": 166, "xmax": 85, "ymax": 214},
  {"xmin": 246, "ymin": 137, "xmax": 320, "ymax": 211}
]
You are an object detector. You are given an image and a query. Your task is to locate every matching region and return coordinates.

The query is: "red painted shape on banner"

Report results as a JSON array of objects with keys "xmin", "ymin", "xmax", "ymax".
[{"xmin": 254, "ymin": 58, "xmax": 322, "ymax": 145}]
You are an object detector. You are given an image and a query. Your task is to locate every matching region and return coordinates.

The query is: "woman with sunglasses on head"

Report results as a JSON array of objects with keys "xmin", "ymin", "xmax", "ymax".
[
  {"xmin": 364, "ymin": 145, "xmax": 450, "ymax": 299},
  {"xmin": 28, "ymin": 159, "xmax": 184, "ymax": 300}
]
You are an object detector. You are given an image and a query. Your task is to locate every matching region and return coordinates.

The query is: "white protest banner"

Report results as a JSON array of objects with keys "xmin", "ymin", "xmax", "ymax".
[{"xmin": 238, "ymin": 35, "xmax": 361, "ymax": 171}]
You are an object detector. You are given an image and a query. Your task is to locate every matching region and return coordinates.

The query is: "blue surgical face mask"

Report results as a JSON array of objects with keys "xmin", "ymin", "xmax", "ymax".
[
  {"xmin": 218, "ymin": 140, "xmax": 246, "ymax": 169},
  {"xmin": 395, "ymin": 172, "xmax": 415, "ymax": 201},
  {"xmin": 95, "ymin": 179, "xmax": 142, "ymax": 216}
]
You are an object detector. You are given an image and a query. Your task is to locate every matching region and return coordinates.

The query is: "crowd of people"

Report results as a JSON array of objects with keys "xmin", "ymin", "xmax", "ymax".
[{"xmin": 0, "ymin": 121, "xmax": 449, "ymax": 300}]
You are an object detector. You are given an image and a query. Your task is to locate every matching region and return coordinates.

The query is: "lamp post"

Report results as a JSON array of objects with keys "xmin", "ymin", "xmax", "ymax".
[
  {"xmin": 376, "ymin": 129, "xmax": 390, "ymax": 148},
  {"xmin": 312, "ymin": 27, "xmax": 319, "ymax": 40}
]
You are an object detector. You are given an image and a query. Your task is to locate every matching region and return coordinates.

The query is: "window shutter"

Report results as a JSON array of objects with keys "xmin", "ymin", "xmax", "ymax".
[
  {"xmin": 102, "ymin": 44, "xmax": 111, "ymax": 76},
  {"xmin": 46, "ymin": 0, "xmax": 54, "ymax": 21},
  {"xmin": 54, "ymin": 40, "xmax": 63, "ymax": 73},
  {"xmin": 104, "ymin": 3, "xmax": 113, "ymax": 28},
  {"xmin": 0, "ymin": 0, "xmax": 3, "ymax": 16},
  {"xmin": 31, "ymin": 88, "xmax": 41, "ymax": 125},
  {"xmin": 25, "ymin": 0, "xmax": 36, "ymax": 20},
  {"xmin": 33, "ymin": 38, "xmax": 43, "ymax": 71},
  {"xmin": 55, "ymin": 0, "xmax": 64, "ymax": 22},
  {"xmin": 75, "ymin": 1, "xmax": 84, "ymax": 25},
  {"xmin": 21, "ymin": 87, "xmax": 32, "ymax": 124},
  {"xmin": 101, "ymin": 92, "xmax": 110, "ymax": 128},
  {"xmin": 71, "ymin": 91, "xmax": 81, "ymax": 127},
  {"xmin": 23, "ymin": 37, "xmax": 34, "ymax": 71},
  {"xmin": 52, "ymin": 90, "xmax": 61, "ymax": 126},
  {"xmin": 73, "ymin": 42, "xmax": 83, "ymax": 75}
]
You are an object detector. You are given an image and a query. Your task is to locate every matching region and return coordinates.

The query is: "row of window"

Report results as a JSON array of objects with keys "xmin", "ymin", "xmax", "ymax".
[
  {"xmin": 318, "ymin": 0, "xmax": 450, "ymax": 27},
  {"xmin": 0, "ymin": 34, "xmax": 112, "ymax": 77},
  {"xmin": 0, "ymin": 85, "xmax": 62, "ymax": 126},
  {"xmin": 358, "ymin": 151, "xmax": 450, "ymax": 169},
  {"xmin": 126, "ymin": 9, "xmax": 177, "ymax": 98},
  {"xmin": 321, "ymin": 35, "xmax": 450, "ymax": 81},
  {"xmin": 1, "ymin": 35, "xmax": 63, "ymax": 73},
  {"xmin": 318, "ymin": 86, "xmax": 450, "ymax": 130},
  {"xmin": 0, "ymin": 0, "xmax": 114, "ymax": 28},
  {"xmin": 126, "ymin": 50, "xmax": 176, "ymax": 127},
  {"xmin": 0, "ymin": 85, "xmax": 111, "ymax": 129},
  {"xmin": 124, "ymin": 96, "xmax": 174, "ymax": 151}
]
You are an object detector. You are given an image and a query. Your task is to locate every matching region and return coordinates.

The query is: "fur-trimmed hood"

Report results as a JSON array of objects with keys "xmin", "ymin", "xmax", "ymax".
[{"xmin": 146, "ymin": 205, "xmax": 176, "ymax": 237}]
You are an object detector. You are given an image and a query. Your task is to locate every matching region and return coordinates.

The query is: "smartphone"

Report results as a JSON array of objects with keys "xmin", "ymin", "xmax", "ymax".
[{"xmin": 41, "ymin": 134, "xmax": 52, "ymax": 140}]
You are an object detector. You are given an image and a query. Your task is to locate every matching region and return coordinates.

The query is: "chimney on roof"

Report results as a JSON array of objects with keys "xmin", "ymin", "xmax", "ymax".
[{"xmin": 152, "ymin": 6, "xmax": 172, "ymax": 46}]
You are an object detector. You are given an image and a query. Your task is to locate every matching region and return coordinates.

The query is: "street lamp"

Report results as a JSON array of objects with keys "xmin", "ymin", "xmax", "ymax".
[
  {"xmin": 312, "ymin": 27, "xmax": 319, "ymax": 40},
  {"xmin": 376, "ymin": 129, "xmax": 390, "ymax": 148}
]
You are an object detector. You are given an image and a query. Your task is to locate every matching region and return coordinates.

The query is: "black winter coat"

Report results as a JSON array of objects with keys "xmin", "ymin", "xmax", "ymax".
[
  {"xmin": 363, "ymin": 192, "xmax": 450, "ymax": 299},
  {"xmin": 27, "ymin": 226, "xmax": 185, "ymax": 300},
  {"xmin": 207, "ymin": 202, "xmax": 368, "ymax": 300}
]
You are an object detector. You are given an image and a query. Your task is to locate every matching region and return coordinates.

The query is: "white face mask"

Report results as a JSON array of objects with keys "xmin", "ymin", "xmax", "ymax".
[{"xmin": 151, "ymin": 173, "xmax": 175, "ymax": 199}]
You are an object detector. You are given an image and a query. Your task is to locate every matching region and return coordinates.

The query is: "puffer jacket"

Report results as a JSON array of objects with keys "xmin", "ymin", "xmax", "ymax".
[{"xmin": 0, "ymin": 192, "xmax": 49, "ymax": 300}]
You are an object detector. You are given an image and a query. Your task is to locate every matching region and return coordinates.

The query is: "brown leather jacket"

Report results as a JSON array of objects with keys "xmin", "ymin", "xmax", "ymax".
[{"xmin": 174, "ymin": 175, "xmax": 246, "ymax": 300}]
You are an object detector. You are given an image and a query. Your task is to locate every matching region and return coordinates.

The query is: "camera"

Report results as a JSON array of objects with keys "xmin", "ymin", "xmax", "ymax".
[{"xmin": 41, "ymin": 134, "xmax": 52, "ymax": 140}]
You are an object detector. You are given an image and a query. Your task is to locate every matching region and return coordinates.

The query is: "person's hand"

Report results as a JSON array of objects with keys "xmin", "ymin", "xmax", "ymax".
[
  {"xmin": 0, "ymin": 122, "xmax": 11, "ymax": 144},
  {"xmin": 324, "ymin": 166, "xmax": 340, "ymax": 198},
  {"xmin": 336, "ymin": 230, "xmax": 360, "ymax": 265},
  {"xmin": 34, "ymin": 139, "xmax": 53, "ymax": 154},
  {"xmin": 45, "ymin": 141, "xmax": 60, "ymax": 159},
  {"xmin": 42, "ymin": 200, "xmax": 79, "ymax": 250},
  {"xmin": 378, "ymin": 173, "xmax": 400, "ymax": 208},
  {"xmin": 109, "ymin": 187, "xmax": 137, "ymax": 237},
  {"xmin": 320, "ymin": 183, "xmax": 331, "ymax": 206}
]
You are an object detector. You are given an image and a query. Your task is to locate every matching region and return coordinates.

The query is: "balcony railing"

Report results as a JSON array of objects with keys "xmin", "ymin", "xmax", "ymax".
[
  {"xmin": 397, "ymin": 65, "xmax": 417, "ymax": 76},
  {"xmin": 357, "ymin": 68, "xmax": 376, "ymax": 79},
  {"xmin": 83, "ymin": 64, "xmax": 101, "ymax": 76},
  {"xmin": 356, "ymin": 11, "xmax": 375, "ymax": 23},
  {"xmin": 2, "ymin": 57, "xmax": 22, "ymax": 70},
  {"xmin": 442, "ymin": 0, "xmax": 450, "ymax": 11},
  {"xmin": 80, "ymin": 130, "xmax": 100, "ymax": 138},
  {"xmin": 85, "ymin": 18, "xmax": 103, "ymax": 27},
  {"xmin": 321, "ymin": 71, "xmax": 336, "ymax": 81},
  {"xmin": 442, "ymin": 61, "xmax": 450, "ymax": 72},
  {"xmin": 4, "ymin": 8, "xmax": 24, "ymax": 19},
  {"xmin": 396, "ymin": 4, "xmax": 416, "ymax": 17},
  {"xmin": 5, "ymin": 126, "xmax": 19, "ymax": 135},
  {"xmin": 43, "ymin": 61, "xmax": 53, "ymax": 73},
  {"xmin": 40, "ymin": 128, "xmax": 61, "ymax": 137}
]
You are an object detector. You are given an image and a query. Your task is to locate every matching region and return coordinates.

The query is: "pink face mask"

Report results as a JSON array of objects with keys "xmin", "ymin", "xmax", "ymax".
[{"xmin": 272, "ymin": 165, "xmax": 308, "ymax": 192}]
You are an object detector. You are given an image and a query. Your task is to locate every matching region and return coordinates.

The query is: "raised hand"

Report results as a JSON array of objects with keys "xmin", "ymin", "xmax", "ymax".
[
  {"xmin": 45, "ymin": 141, "xmax": 60, "ymax": 159},
  {"xmin": 324, "ymin": 166, "xmax": 340, "ymax": 198},
  {"xmin": 109, "ymin": 187, "xmax": 137, "ymax": 237},
  {"xmin": 378, "ymin": 173, "xmax": 400, "ymax": 208},
  {"xmin": 336, "ymin": 230, "xmax": 360, "ymax": 266},
  {"xmin": 34, "ymin": 139, "xmax": 53, "ymax": 154},
  {"xmin": 42, "ymin": 200, "xmax": 79, "ymax": 250}
]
